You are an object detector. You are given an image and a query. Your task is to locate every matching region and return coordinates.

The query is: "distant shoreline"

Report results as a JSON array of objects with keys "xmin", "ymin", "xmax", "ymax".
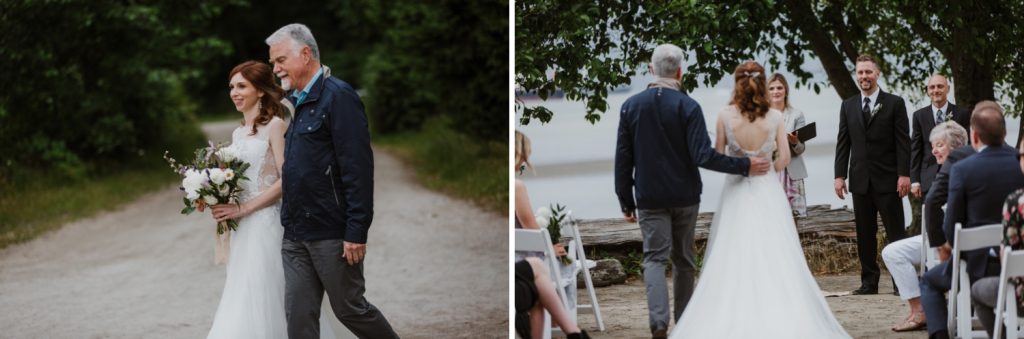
[{"xmin": 530, "ymin": 142, "xmax": 837, "ymax": 179}]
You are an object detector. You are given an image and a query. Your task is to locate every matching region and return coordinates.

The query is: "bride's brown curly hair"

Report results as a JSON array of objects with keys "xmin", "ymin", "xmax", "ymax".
[
  {"xmin": 229, "ymin": 61, "xmax": 288, "ymax": 135},
  {"xmin": 729, "ymin": 61, "xmax": 770, "ymax": 122}
]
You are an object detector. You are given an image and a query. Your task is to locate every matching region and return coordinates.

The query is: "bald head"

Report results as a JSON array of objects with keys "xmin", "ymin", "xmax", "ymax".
[
  {"xmin": 970, "ymin": 100, "xmax": 1006, "ymax": 147},
  {"xmin": 926, "ymin": 74, "xmax": 949, "ymax": 107}
]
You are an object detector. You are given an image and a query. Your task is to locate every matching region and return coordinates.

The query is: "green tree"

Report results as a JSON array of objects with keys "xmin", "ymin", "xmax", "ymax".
[
  {"xmin": 360, "ymin": 0, "xmax": 508, "ymax": 142},
  {"xmin": 516, "ymin": 0, "xmax": 1024, "ymax": 132},
  {"xmin": 0, "ymin": 0, "xmax": 232, "ymax": 179}
]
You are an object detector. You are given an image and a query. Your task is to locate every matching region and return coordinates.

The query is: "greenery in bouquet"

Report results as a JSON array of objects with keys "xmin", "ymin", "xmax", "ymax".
[
  {"xmin": 535, "ymin": 203, "xmax": 574, "ymax": 265},
  {"xmin": 163, "ymin": 141, "xmax": 251, "ymax": 234}
]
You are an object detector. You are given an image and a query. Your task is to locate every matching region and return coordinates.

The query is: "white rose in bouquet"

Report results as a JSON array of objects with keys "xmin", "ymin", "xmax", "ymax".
[
  {"xmin": 536, "ymin": 206, "xmax": 553, "ymax": 220},
  {"xmin": 216, "ymin": 146, "xmax": 237, "ymax": 163},
  {"xmin": 182, "ymin": 169, "xmax": 206, "ymax": 197},
  {"xmin": 208, "ymin": 168, "xmax": 227, "ymax": 185},
  {"xmin": 203, "ymin": 195, "xmax": 218, "ymax": 206}
]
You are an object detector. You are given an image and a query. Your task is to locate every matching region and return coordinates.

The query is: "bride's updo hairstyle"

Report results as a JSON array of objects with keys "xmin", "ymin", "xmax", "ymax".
[
  {"xmin": 730, "ymin": 61, "xmax": 770, "ymax": 122},
  {"xmin": 229, "ymin": 61, "xmax": 288, "ymax": 135}
]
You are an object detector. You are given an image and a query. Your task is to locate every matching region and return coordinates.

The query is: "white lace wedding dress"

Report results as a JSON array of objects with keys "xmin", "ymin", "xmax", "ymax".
[
  {"xmin": 207, "ymin": 117, "xmax": 335, "ymax": 339},
  {"xmin": 670, "ymin": 107, "xmax": 850, "ymax": 339}
]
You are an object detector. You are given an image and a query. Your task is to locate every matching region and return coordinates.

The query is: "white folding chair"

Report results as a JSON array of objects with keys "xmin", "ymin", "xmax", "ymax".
[
  {"xmin": 564, "ymin": 221, "xmax": 605, "ymax": 331},
  {"xmin": 994, "ymin": 247, "xmax": 1024, "ymax": 339},
  {"xmin": 515, "ymin": 228, "xmax": 574, "ymax": 339},
  {"xmin": 921, "ymin": 212, "xmax": 942, "ymax": 276},
  {"xmin": 949, "ymin": 223, "xmax": 1003, "ymax": 339}
]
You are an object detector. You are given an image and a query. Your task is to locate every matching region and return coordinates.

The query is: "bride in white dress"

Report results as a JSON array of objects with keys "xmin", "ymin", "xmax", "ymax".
[
  {"xmin": 207, "ymin": 61, "xmax": 334, "ymax": 339},
  {"xmin": 670, "ymin": 62, "xmax": 850, "ymax": 339}
]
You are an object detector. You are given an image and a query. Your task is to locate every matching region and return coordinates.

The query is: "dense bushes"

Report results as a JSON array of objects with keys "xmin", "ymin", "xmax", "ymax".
[
  {"xmin": 358, "ymin": 0, "xmax": 508, "ymax": 142},
  {"xmin": 0, "ymin": 0, "xmax": 509, "ymax": 189},
  {"xmin": 0, "ymin": 0, "xmax": 225, "ymax": 183}
]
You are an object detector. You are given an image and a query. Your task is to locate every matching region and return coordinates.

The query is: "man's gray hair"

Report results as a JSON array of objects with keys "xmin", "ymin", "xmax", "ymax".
[
  {"xmin": 650, "ymin": 44, "xmax": 684, "ymax": 78},
  {"xmin": 266, "ymin": 23, "xmax": 320, "ymax": 61},
  {"xmin": 929, "ymin": 121, "xmax": 968, "ymax": 148}
]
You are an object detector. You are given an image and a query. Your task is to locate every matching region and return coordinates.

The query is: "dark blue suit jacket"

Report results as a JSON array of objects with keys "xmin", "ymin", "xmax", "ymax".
[
  {"xmin": 944, "ymin": 144, "xmax": 1024, "ymax": 282},
  {"xmin": 615, "ymin": 87, "xmax": 749, "ymax": 212}
]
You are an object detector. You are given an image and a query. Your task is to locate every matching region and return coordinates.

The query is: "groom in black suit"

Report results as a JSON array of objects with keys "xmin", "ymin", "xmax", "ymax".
[
  {"xmin": 834, "ymin": 54, "xmax": 911, "ymax": 295},
  {"xmin": 909, "ymin": 74, "xmax": 971, "ymax": 200}
]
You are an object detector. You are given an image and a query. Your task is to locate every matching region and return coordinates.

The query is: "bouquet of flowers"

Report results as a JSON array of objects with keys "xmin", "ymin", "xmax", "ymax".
[
  {"xmin": 535, "ymin": 203, "xmax": 574, "ymax": 265},
  {"xmin": 163, "ymin": 141, "xmax": 250, "ymax": 235}
]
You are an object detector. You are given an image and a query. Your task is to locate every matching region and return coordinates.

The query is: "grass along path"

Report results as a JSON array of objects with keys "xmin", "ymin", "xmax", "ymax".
[{"xmin": 0, "ymin": 167, "xmax": 176, "ymax": 250}]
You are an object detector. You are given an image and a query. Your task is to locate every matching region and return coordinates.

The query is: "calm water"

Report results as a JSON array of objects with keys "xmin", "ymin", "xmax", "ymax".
[{"xmin": 517, "ymin": 73, "xmax": 1021, "ymax": 222}]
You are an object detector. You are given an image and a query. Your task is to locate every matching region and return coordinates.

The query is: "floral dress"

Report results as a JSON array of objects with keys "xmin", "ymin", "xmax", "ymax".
[{"xmin": 1002, "ymin": 188, "xmax": 1024, "ymax": 307}]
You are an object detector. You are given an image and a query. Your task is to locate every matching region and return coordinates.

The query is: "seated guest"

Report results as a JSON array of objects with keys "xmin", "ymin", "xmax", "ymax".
[
  {"xmin": 882, "ymin": 121, "xmax": 968, "ymax": 332},
  {"xmin": 919, "ymin": 102, "xmax": 1024, "ymax": 339},
  {"xmin": 515, "ymin": 257, "xmax": 590, "ymax": 339},
  {"xmin": 970, "ymin": 104, "xmax": 1024, "ymax": 339},
  {"xmin": 515, "ymin": 130, "xmax": 567, "ymax": 259}
]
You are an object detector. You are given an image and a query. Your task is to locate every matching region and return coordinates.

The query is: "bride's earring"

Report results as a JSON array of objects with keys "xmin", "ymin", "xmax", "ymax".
[{"xmin": 258, "ymin": 99, "xmax": 263, "ymax": 112}]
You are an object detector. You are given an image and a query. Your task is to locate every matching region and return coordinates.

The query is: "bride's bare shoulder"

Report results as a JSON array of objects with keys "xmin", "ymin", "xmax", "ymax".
[{"xmin": 717, "ymin": 105, "xmax": 739, "ymax": 119}]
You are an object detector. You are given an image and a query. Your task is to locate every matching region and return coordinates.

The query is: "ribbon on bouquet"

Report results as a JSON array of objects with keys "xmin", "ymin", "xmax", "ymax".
[{"xmin": 214, "ymin": 230, "xmax": 231, "ymax": 265}]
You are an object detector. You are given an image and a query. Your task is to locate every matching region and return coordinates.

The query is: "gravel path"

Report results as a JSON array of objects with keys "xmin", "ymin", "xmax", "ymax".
[
  {"xmin": 575, "ymin": 272, "xmax": 919, "ymax": 339},
  {"xmin": 0, "ymin": 121, "xmax": 508, "ymax": 338}
]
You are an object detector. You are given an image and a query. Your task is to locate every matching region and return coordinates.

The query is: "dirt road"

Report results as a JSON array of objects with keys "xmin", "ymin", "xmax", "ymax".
[{"xmin": 0, "ymin": 121, "xmax": 508, "ymax": 338}]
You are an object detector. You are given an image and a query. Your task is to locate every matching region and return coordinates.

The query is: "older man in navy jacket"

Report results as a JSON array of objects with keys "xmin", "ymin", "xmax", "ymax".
[
  {"xmin": 268, "ymin": 24, "xmax": 398, "ymax": 339},
  {"xmin": 614, "ymin": 44, "xmax": 770, "ymax": 338}
]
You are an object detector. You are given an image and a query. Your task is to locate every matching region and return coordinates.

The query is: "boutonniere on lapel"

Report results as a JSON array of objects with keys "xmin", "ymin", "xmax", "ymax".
[
  {"xmin": 944, "ymin": 111, "xmax": 954, "ymax": 122},
  {"xmin": 870, "ymin": 103, "xmax": 882, "ymax": 116}
]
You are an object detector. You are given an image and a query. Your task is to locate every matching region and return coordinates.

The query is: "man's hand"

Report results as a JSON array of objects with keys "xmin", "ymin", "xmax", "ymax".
[
  {"xmin": 897, "ymin": 176, "xmax": 911, "ymax": 198},
  {"xmin": 911, "ymin": 185, "xmax": 922, "ymax": 198},
  {"xmin": 787, "ymin": 132, "xmax": 799, "ymax": 145},
  {"xmin": 938, "ymin": 243, "xmax": 952, "ymax": 262},
  {"xmin": 748, "ymin": 157, "xmax": 770, "ymax": 176},
  {"xmin": 343, "ymin": 241, "xmax": 366, "ymax": 266},
  {"xmin": 834, "ymin": 178, "xmax": 848, "ymax": 200},
  {"xmin": 623, "ymin": 210, "xmax": 637, "ymax": 223}
]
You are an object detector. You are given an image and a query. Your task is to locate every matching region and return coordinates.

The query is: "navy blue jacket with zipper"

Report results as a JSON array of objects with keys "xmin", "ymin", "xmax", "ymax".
[
  {"xmin": 281, "ymin": 73, "xmax": 374, "ymax": 243},
  {"xmin": 615, "ymin": 86, "xmax": 750, "ymax": 212}
]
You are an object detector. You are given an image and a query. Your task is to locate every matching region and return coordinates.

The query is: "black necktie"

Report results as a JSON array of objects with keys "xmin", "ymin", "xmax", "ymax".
[
  {"xmin": 862, "ymin": 97, "xmax": 871, "ymax": 122},
  {"xmin": 936, "ymin": 109, "xmax": 944, "ymax": 125}
]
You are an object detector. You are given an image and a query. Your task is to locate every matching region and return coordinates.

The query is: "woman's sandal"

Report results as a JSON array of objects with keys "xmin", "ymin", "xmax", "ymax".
[{"xmin": 892, "ymin": 317, "xmax": 927, "ymax": 332}]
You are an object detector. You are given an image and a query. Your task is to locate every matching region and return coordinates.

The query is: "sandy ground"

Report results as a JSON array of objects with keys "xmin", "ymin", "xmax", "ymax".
[
  {"xmin": 0, "ymin": 121, "xmax": 508, "ymax": 338},
  {"xmin": 573, "ymin": 272, "xmax": 929, "ymax": 339}
]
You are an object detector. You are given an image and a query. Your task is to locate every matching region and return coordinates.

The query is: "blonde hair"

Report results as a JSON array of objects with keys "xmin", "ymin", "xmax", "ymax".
[{"xmin": 515, "ymin": 130, "xmax": 532, "ymax": 172}]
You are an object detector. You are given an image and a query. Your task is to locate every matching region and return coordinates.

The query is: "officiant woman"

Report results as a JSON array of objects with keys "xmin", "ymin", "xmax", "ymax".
[{"xmin": 768, "ymin": 73, "xmax": 809, "ymax": 217}]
